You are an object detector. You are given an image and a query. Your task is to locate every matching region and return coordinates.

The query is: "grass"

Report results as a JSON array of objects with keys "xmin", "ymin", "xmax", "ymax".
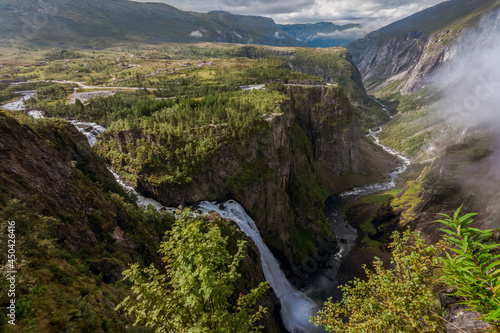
[
  {"xmin": 390, "ymin": 167, "xmax": 429, "ymax": 225},
  {"xmin": 356, "ymin": 189, "xmax": 402, "ymax": 205}
]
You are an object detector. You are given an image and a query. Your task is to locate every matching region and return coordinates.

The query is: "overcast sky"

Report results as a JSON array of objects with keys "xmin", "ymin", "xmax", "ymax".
[{"xmin": 133, "ymin": 0, "xmax": 446, "ymax": 26}]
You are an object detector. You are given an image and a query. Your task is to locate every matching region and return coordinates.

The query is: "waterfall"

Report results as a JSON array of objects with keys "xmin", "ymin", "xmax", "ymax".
[
  {"xmin": 70, "ymin": 121, "xmax": 106, "ymax": 147},
  {"xmin": 195, "ymin": 201, "xmax": 320, "ymax": 333},
  {"xmin": 1, "ymin": 90, "xmax": 36, "ymax": 111},
  {"xmin": 71, "ymin": 96, "xmax": 408, "ymax": 332},
  {"xmin": 72, "ymin": 121, "xmax": 321, "ymax": 333}
]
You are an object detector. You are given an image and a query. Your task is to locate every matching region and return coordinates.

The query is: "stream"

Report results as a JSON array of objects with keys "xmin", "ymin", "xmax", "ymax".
[
  {"xmin": 61, "ymin": 97, "xmax": 408, "ymax": 333},
  {"xmin": 306, "ymin": 100, "xmax": 411, "ymax": 308},
  {"xmin": 1, "ymin": 90, "xmax": 36, "ymax": 111}
]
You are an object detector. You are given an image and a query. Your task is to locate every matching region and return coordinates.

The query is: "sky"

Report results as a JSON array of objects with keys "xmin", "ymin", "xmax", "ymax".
[{"xmin": 132, "ymin": 0, "xmax": 446, "ymax": 26}]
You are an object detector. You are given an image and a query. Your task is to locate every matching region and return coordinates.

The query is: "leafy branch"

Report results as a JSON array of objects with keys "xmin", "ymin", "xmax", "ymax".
[{"xmin": 435, "ymin": 206, "xmax": 500, "ymax": 331}]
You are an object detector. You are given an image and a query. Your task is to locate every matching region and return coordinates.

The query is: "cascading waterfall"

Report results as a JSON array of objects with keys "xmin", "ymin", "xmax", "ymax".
[
  {"xmin": 194, "ymin": 201, "xmax": 319, "ymax": 333},
  {"xmin": 70, "ymin": 121, "xmax": 106, "ymax": 147},
  {"xmin": 1, "ymin": 90, "xmax": 36, "ymax": 111},
  {"xmin": 71, "ymin": 121, "xmax": 320, "ymax": 333}
]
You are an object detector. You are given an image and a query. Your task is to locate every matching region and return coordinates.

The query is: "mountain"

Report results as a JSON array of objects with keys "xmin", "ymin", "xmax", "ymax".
[
  {"xmin": 279, "ymin": 22, "xmax": 362, "ymax": 47},
  {"xmin": 342, "ymin": 3, "xmax": 500, "ymax": 330},
  {"xmin": 193, "ymin": 10, "xmax": 300, "ymax": 46},
  {"xmin": 347, "ymin": 0, "xmax": 500, "ymax": 91},
  {"xmin": 0, "ymin": 0, "xmax": 371, "ymax": 49},
  {"xmin": 0, "ymin": 0, "xmax": 298, "ymax": 47},
  {"xmin": 344, "ymin": 0, "xmax": 500, "ymax": 248}
]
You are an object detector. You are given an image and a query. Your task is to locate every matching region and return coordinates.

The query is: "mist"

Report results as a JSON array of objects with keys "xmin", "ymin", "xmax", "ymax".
[
  {"xmin": 432, "ymin": 9, "xmax": 500, "ymax": 130},
  {"xmin": 430, "ymin": 9, "xmax": 500, "ymax": 228}
]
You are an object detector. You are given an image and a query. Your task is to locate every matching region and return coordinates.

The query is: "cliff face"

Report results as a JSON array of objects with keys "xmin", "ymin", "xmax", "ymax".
[
  {"xmin": 0, "ymin": 113, "xmax": 280, "ymax": 332},
  {"xmin": 123, "ymin": 86, "xmax": 397, "ymax": 274},
  {"xmin": 347, "ymin": 0, "xmax": 500, "ymax": 94},
  {"xmin": 393, "ymin": 135, "xmax": 500, "ymax": 242},
  {"xmin": 0, "ymin": 115, "xmax": 130, "ymax": 249},
  {"xmin": 350, "ymin": 31, "xmax": 434, "ymax": 93},
  {"xmin": 288, "ymin": 48, "xmax": 370, "ymax": 105}
]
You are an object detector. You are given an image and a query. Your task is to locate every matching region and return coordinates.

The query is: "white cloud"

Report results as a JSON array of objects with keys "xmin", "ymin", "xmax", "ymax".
[
  {"xmin": 312, "ymin": 27, "xmax": 366, "ymax": 40},
  {"xmin": 432, "ymin": 10, "xmax": 500, "ymax": 130},
  {"xmin": 189, "ymin": 30, "xmax": 203, "ymax": 37},
  {"xmin": 131, "ymin": 0, "xmax": 446, "ymax": 28}
]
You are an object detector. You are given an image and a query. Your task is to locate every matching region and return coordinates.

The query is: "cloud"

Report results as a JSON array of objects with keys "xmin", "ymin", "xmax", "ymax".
[
  {"xmin": 431, "ymin": 9, "xmax": 500, "ymax": 130},
  {"xmin": 428, "ymin": 9, "xmax": 500, "ymax": 227},
  {"xmin": 311, "ymin": 27, "xmax": 366, "ymax": 40},
  {"xmin": 189, "ymin": 30, "xmax": 203, "ymax": 37},
  {"xmin": 131, "ymin": 0, "xmax": 445, "ymax": 28}
]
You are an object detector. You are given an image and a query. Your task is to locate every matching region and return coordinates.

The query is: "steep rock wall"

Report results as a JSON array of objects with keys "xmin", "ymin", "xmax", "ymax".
[
  {"xmin": 350, "ymin": 30, "xmax": 454, "ymax": 94},
  {"xmin": 348, "ymin": 1, "xmax": 500, "ymax": 94},
  {"xmin": 124, "ymin": 86, "xmax": 397, "ymax": 275}
]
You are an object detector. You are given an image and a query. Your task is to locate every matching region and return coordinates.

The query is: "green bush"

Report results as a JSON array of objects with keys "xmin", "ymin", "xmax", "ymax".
[
  {"xmin": 435, "ymin": 207, "xmax": 500, "ymax": 331},
  {"xmin": 311, "ymin": 229, "xmax": 445, "ymax": 333}
]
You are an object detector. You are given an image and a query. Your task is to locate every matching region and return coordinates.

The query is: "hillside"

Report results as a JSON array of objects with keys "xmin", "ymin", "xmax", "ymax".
[
  {"xmin": 0, "ymin": 111, "xmax": 281, "ymax": 332},
  {"xmin": 347, "ymin": 0, "xmax": 500, "ymax": 89},
  {"xmin": 343, "ymin": 0, "xmax": 500, "ymax": 162},
  {"xmin": 341, "ymin": 0, "xmax": 500, "ymax": 288},
  {"xmin": 0, "ymin": 0, "xmax": 297, "ymax": 47}
]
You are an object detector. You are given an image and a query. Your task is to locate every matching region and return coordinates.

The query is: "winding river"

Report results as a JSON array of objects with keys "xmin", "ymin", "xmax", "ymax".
[
  {"xmin": 2, "ymin": 88, "xmax": 410, "ymax": 332},
  {"xmin": 306, "ymin": 100, "xmax": 411, "ymax": 307}
]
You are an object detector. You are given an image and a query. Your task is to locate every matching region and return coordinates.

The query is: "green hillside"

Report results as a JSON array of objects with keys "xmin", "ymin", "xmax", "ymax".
[{"xmin": 0, "ymin": 0, "xmax": 298, "ymax": 47}]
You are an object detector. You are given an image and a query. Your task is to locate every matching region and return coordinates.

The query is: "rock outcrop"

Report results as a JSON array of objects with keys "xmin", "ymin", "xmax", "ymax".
[
  {"xmin": 113, "ymin": 86, "xmax": 398, "ymax": 275},
  {"xmin": 395, "ymin": 134, "xmax": 500, "ymax": 242}
]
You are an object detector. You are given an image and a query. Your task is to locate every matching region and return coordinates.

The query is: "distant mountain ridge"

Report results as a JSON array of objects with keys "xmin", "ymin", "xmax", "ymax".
[
  {"xmin": 279, "ymin": 22, "xmax": 362, "ymax": 47},
  {"xmin": 0, "ymin": 0, "xmax": 358, "ymax": 48}
]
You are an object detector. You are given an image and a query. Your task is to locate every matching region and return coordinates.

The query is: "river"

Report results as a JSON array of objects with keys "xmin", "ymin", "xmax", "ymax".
[
  {"xmin": 66, "ymin": 98, "xmax": 408, "ymax": 333},
  {"xmin": 1, "ymin": 90, "xmax": 36, "ymax": 111},
  {"xmin": 306, "ymin": 100, "xmax": 411, "ymax": 307}
]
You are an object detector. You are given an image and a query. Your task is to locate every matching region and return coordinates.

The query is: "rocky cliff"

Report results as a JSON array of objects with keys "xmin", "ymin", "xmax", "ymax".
[
  {"xmin": 0, "ymin": 113, "xmax": 280, "ymax": 332},
  {"xmin": 348, "ymin": 0, "xmax": 500, "ymax": 94},
  {"xmin": 394, "ymin": 134, "xmax": 500, "ymax": 240},
  {"xmin": 109, "ymin": 85, "xmax": 398, "ymax": 276}
]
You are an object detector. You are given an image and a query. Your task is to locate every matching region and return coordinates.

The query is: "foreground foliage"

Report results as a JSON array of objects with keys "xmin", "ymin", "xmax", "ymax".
[
  {"xmin": 117, "ymin": 209, "xmax": 269, "ymax": 333},
  {"xmin": 311, "ymin": 230, "xmax": 445, "ymax": 333},
  {"xmin": 436, "ymin": 207, "xmax": 500, "ymax": 331}
]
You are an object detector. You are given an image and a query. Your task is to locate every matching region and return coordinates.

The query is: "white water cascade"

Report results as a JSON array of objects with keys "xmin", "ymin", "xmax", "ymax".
[
  {"xmin": 71, "ymin": 121, "xmax": 320, "ymax": 333},
  {"xmin": 195, "ymin": 201, "xmax": 319, "ymax": 333},
  {"xmin": 1, "ymin": 90, "xmax": 36, "ymax": 111}
]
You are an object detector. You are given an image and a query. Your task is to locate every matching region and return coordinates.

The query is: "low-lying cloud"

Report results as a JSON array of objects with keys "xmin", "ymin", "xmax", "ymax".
[
  {"xmin": 432, "ymin": 9, "xmax": 500, "ymax": 130},
  {"xmin": 431, "ymin": 9, "xmax": 500, "ymax": 227},
  {"xmin": 312, "ymin": 27, "xmax": 366, "ymax": 40}
]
